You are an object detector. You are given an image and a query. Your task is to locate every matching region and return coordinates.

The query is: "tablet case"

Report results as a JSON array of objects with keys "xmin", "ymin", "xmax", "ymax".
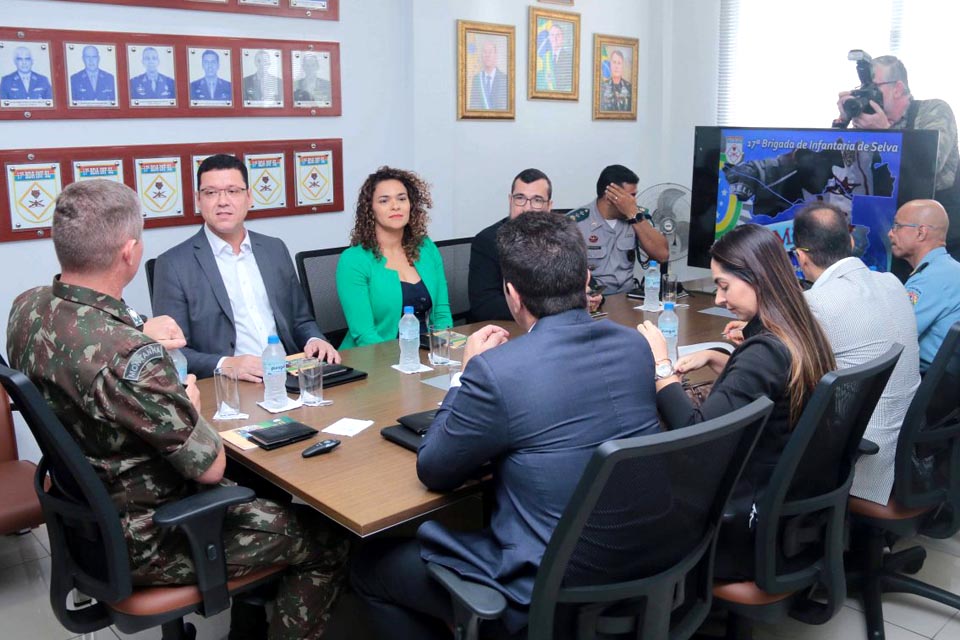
[
  {"xmin": 380, "ymin": 424, "xmax": 424, "ymax": 453},
  {"xmin": 396, "ymin": 408, "xmax": 438, "ymax": 435},
  {"xmin": 249, "ymin": 420, "xmax": 318, "ymax": 450},
  {"xmin": 285, "ymin": 364, "xmax": 368, "ymax": 393}
]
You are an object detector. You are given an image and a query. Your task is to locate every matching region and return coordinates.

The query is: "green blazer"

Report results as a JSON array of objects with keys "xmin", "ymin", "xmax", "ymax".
[{"xmin": 336, "ymin": 237, "xmax": 453, "ymax": 349}]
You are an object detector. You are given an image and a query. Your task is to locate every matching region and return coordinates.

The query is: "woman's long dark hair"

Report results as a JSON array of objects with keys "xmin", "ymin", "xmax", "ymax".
[
  {"xmin": 350, "ymin": 166, "xmax": 432, "ymax": 263},
  {"xmin": 711, "ymin": 224, "xmax": 836, "ymax": 423}
]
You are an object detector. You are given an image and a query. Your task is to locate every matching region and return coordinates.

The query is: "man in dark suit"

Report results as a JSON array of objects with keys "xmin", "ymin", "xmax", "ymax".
[
  {"xmin": 468, "ymin": 40, "xmax": 507, "ymax": 110},
  {"xmin": 351, "ymin": 211, "xmax": 661, "ymax": 639},
  {"xmin": 189, "ymin": 49, "xmax": 232, "ymax": 102},
  {"xmin": 69, "ymin": 45, "xmax": 116, "ymax": 103},
  {"xmin": 468, "ymin": 168, "xmax": 552, "ymax": 321},
  {"xmin": 152, "ymin": 154, "xmax": 339, "ymax": 381},
  {"xmin": 242, "ymin": 49, "xmax": 280, "ymax": 103}
]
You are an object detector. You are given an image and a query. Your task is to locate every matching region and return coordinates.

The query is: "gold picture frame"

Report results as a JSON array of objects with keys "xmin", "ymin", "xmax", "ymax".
[
  {"xmin": 593, "ymin": 34, "xmax": 638, "ymax": 120},
  {"xmin": 457, "ymin": 20, "xmax": 515, "ymax": 120},
  {"xmin": 528, "ymin": 7, "xmax": 580, "ymax": 101}
]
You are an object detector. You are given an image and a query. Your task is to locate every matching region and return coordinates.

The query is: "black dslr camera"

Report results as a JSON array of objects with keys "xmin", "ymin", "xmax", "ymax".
[{"xmin": 842, "ymin": 49, "xmax": 883, "ymax": 119}]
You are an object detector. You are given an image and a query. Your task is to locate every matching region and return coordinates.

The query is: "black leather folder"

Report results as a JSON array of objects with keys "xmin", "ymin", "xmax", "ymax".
[
  {"xmin": 248, "ymin": 421, "xmax": 318, "ymax": 450},
  {"xmin": 285, "ymin": 363, "xmax": 367, "ymax": 393},
  {"xmin": 380, "ymin": 424, "xmax": 424, "ymax": 453}
]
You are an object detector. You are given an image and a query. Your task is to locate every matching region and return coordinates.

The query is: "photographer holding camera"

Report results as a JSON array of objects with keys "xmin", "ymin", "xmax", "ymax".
[{"xmin": 835, "ymin": 53, "xmax": 960, "ymax": 260}]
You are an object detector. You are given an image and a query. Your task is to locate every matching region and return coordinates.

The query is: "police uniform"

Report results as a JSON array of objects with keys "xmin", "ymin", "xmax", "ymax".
[
  {"xmin": 904, "ymin": 247, "xmax": 960, "ymax": 371},
  {"xmin": 0, "ymin": 70, "xmax": 52, "ymax": 100},
  {"xmin": 7, "ymin": 278, "xmax": 348, "ymax": 639},
  {"xmin": 566, "ymin": 199, "xmax": 641, "ymax": 294},
  {"xmin": 69, "ymin": 69, "xmax": 116, "ymax": 102},
  {"xmin": 129, "ymin": 72, "xmax": 176, "ymax": 101}
]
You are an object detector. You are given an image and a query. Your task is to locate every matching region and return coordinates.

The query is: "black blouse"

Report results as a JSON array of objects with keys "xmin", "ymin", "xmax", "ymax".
[{"xmin": 401, "ymin": 279, "xmax": 433, "ymax": 333}]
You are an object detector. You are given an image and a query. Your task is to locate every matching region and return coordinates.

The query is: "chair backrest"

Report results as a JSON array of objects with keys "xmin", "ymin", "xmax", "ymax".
[
  {"xmin": 0, "ymin": 364, "xmax": 130, "ymax": 635},
  {"xmin": 145, "ymin": 258, "xmax": 156, "ymax": 303},
  {"xmin": 526, "ymin": 397, "xmax": 774, "ymax": 640},
  {"xmin": 0, "ymin": 385, "xmax": 17, "ymax": 462},
  {"xmin": 295, "ymin": 246, "xmax": 348, "ymax": 348},
  {"xmin": 435, "ymin": 237, "xmax": 472, "ymax": 324},
  {"xmin": 893, "ymin": 322, "xmax": 960, "ymax": 536},
  {"xmin": 754, "ymin": 344, "xmax": 902, "ymax": 624}
]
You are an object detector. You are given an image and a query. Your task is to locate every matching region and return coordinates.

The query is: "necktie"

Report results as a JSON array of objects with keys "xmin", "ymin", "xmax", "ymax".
[{"xmin": 485, "ymin": 74, "xmax": 492, "ymax": 97}]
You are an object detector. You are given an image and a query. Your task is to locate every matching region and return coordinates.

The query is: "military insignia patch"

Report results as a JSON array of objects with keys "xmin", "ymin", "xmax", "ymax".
[
  {"xmin": 123, "ymin": 343, "xmax": 164, "ymax": 381},
  {"xmin": 907, "ymin": 290, "xmax": 919, "ymax": 306}
]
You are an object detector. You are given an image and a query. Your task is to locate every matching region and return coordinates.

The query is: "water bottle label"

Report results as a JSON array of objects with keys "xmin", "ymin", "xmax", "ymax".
[{"xmin": 662, "ymin": 328, "xmax": 678, "ymax": 338}]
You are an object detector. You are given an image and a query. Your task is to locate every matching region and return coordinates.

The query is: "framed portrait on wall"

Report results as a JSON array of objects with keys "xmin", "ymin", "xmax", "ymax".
[
  {"xmin": 242, "ymin": 48, "xmax": 283, "ymax": 108},
  {"xmin": 457, "ymin": 21, "xmax": 515, "ymax": 120},
  {"xmin": 528, "ymin": 7, "xmax": 579, "ymax": 101},
  {"xmin": 65, "ymin": 42, "xmax": 118, "ymax": 108},
  {"xmin": 539, "ymin": 0, "xmax": 574, "ymax": 5},
  {"xmin": 127, "ymin": 44, "xmax": 177, "ymax": 107},
  {"xmin": 291, "ymin": 50, "xmax": 331, "ymax": 108},
  {"xmin": 0, "ymin": 40, "xmax": 55, "ymax": 109},
  {"xmin": 593, "ymin": 34, "xmax": 638, "ymax": 120},
  {"xmin": 188, "ymin": 47, "xmax": 233, "ymax": 107}
]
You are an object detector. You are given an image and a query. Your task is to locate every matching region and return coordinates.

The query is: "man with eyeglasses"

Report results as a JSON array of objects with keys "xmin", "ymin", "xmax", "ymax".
[
  {"xmin": 835, "ymin": 55, "xmax": 960, "ymax": 260},
  {"xmin": 889, "ymin": 199, "xmax": 960, "ymax": 372},
  {"xmin": 566, "ymin": 164, "xmax": 669, "ymax": 294},
  {"xmin": 152, "ymin": 154, "xmax": 340, "ymax": 381},
  {"xmin": 793, "ymin": 203, "xmax": 919, "ymax": 505},
  {"xmin": 467, "ymin": 168, "xmax": 555, "ymax": 321}
]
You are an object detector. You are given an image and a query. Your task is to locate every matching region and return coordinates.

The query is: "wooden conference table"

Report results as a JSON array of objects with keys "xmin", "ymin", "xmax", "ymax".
[{"xmin": 198, "ymin": 292, "xmax": 733, "ymax": 538}]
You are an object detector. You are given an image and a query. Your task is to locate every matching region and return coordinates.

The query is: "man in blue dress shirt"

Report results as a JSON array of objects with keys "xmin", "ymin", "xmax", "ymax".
[
  {"xmin": 889, "ymin": 199, "xmax": 960, "ymax": 371},
  {"xmin": 189, "ymin": 49, "xmax": 232, "ymax": 102},
  {"xmin": 69, "ymin": 45, "xmax": 116, "ymax": 103},
  {"xmin": 0, "ymin": 46, "xmax": 52, "ymax": 101},
  {"xmin": 129, "ymin": 46, "xmax": 176, "ymax": 101}
]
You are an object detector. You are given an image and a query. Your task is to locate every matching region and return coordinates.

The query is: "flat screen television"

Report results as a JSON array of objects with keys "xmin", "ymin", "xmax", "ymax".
[{"xmin": 689, "ymin": 126, "xmax": 939, "ymax": 272}]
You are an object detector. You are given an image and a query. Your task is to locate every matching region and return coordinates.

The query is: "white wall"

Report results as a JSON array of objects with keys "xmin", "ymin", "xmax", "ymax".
[{"xmin": 1, "ymin": 0, "xmax": 723, "ymax": 461}]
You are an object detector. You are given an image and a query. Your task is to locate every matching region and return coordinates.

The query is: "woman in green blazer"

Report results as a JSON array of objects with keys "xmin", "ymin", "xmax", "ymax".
[{"xmin": 336, "ymin": 166, "xmax": 453, "ymax": 348}]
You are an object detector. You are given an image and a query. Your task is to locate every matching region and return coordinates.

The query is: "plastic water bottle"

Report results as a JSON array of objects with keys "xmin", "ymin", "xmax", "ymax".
[
  {"xmin": 168, "ymin": 348, "xmax": 188, "ymax": 385},
  {"xmin": 262, "ymin": 335, "xmax": 288, "ymax": 410},
  {"xmin": 398, "ymin": 306, "xmax": 420, "ymax": 373},
  {"xmin": 642, "ymin": 260, "xmax": 661, "ymax": 311},
  {"xmin": 658, "ymin": 301, "xmax": 679, "ymax": 364}
]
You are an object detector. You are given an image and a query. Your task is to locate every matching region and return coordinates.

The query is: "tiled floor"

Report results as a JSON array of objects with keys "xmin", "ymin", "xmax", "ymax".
[{"xmin": 2, "ymin": 524, "xmax": 959, "ymax": 639}]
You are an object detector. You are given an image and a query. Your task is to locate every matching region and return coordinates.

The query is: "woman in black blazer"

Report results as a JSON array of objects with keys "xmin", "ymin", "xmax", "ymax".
[{"xmin": 637, "ymin": 224, "xmax": 836, "ymax": 580}]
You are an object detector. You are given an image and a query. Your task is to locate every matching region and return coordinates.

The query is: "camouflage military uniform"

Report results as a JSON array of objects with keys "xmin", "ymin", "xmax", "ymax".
[
  {"xmin": 7, "ymin": 278, "xmax": 348, "ymax": 639},
  {"xmin": 566, "ymin": 200, "xmax": 640, "ymax": 294}
]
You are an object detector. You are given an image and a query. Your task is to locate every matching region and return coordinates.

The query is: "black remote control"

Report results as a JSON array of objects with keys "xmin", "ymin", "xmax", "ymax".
[{"xmin": 302, "ymin": 439, "xmax": 341, "ymax": 458}]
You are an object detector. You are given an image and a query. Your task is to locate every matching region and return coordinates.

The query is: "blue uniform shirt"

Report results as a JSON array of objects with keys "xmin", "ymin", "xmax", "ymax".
[{"xmin": 905, "ymin": 247, "xmax": 960, "ymax": 370}]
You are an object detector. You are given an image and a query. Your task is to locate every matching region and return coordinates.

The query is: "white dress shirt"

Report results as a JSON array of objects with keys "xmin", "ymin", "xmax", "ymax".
[{"xmin": 203, "ymin": 225, "xmax": 278, "ymax": 359}]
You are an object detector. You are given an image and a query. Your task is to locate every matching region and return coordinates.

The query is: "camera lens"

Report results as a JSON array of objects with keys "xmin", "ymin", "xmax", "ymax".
[{"xmin": 843, "ymin": 98, "xmax": 864, "ymax": 119}]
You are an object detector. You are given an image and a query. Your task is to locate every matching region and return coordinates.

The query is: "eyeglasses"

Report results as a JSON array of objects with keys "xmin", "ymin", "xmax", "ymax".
[
  {"xmin": 511, "ymin": 194, "xmax": 549, "ymax": 210},
  {"xmin": 890, "ymin": 221, "xmax": 920, "ymax": 231},
  {"xmin": 198, "ymin": 187, "xmax": 247, "ymax": 200},
  {"xmin": 788, "ymin": 247, "xmax": 809, "ymax": 262}
]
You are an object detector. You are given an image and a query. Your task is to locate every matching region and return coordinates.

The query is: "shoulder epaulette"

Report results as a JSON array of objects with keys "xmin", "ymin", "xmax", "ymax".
[{"xmin": 565, "ymin": 207, "xmax": 590, "ymax": 223}]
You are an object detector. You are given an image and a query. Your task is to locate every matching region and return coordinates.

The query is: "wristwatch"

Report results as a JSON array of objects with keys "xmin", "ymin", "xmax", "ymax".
[
  {"xmin": 654, "ymin": 359, "xmax": 675, "ymax": 381},
  {"xmin": 627, "ymin": 206, "xmax": 653, "ymax": 226}
]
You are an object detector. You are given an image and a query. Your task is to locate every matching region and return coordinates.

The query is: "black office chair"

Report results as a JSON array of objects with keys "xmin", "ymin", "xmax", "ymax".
[
  {"xmin": 295, "ymin": 246, "xmax": 348, "ymax": 348},
  {"xmin": 427, "ymin": 397, "xmax": 776, "ymax": 640},
  {"xmin": 712, "ymin": 344, "xmax": 904, "ymax": 639},
  {"xmin": 435, "ymin": 237, "xmax": 473, "ymax": 325},
  {"xmin": 0, "ymin": 364, "xmax": 284, "ymax": 639},
  {"xmin": 847, "ymin": 323, "xmax": 960, "ymax": 640}
]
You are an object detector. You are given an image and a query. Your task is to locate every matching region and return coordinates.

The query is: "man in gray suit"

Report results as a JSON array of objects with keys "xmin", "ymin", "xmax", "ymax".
[
  {"xmin": 794, "ymin": 203, "xmax": 920, "ymax": 505},
  {"xmin": 152, "ymin": 154, "xmax": 339, "ymax": 381},
  {"xmin": 351, "ymin": 212, "xmax": 661, "ymax": 638}
]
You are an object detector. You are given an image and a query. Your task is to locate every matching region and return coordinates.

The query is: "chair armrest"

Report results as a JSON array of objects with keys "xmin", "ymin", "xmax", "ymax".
[
  {"xmin": 154, "ymin": 486, "xmax": 254, "ymax": 527},
  {"xmin": 858, "ymin": 438, "xmax": 880, "ymax": 457},
  {"xmin": 152, "ymin": 485, "xmax": 256, "ymax": 616},
  {"xmin": 426, "ymin": 562, "xmax": 507, "ymax": 620}
]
